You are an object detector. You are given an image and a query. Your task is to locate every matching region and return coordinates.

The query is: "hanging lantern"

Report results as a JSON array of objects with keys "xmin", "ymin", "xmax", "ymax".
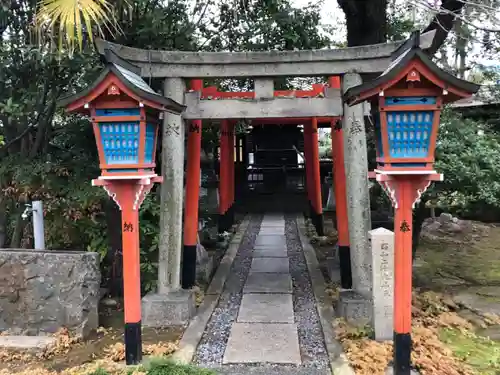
[
  {"xmin": 59, "ymin": 50, "xmax": 185, "ymax": 178},
  {"xmin": 344, "ymin": 31, "xmax": 480, "ymax": 174}
]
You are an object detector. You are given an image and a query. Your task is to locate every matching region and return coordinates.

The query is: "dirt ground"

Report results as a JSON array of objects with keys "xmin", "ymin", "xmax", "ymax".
[
  {"xmin": 0, "ymin": 220, "xmax": 243, "ymax": 375},
  {"xmin": 0, "ymin": 306, "xmax": 183, "ymax": 374},
  {"xmin": 307, "ymin": 214, "xmax": 500, "ymax": 375}
]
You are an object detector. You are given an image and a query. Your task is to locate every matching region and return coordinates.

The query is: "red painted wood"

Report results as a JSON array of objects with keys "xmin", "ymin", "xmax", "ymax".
[
  {"xmin": 219, "ymin": 120, "xmax": 230, "ymax": 215},
  {"xmin": 303, "ymin": 123, "xmax": 313, "ymax": 205},
  {"xmin": 331, "ymin": 120, "xmax": 349, "ymax": 247},
  {"xmin": 394, "ymin": 179, "xmax": 412, "ymax": 334},
  {"xmin": 310, "ymin": 118, "xmax": 322, "ymax": 215},
  {"xmin": 184, "ymin": 79, "xmax": 203, "ymax": 247},
  {"xmin": 66, "ymin": 74, "xmax": 164, "ymax": 112},
  {"xmin": 250, "ymin": 117, "xmax": 340, "ymax": 125},
  {"xmin": 200, "ymin": 83, "xmax": 327, "ymax": 99}
]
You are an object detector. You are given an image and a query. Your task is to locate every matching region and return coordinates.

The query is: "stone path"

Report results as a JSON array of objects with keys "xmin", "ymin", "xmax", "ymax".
[{"xmin": 194, "ymin": 214, "xmax": 332, "ymax": 375}]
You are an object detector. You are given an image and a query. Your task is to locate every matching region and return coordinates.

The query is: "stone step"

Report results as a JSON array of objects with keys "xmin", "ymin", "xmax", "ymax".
[
  {"xmin": 259, "ymin": 229, "xmax": 285, "ymax": 235},
  {"xmin": 250, "ymin": 258, "xmax": 289, "ymax": 273},
  {"xmin": 237, "ymin": 293, "xmax": 294, "ymax": 323},
  {"xmin": 255, "ymin": 236, "xmax": 286, "ymax": 247},
  {"xmin": 223, "ymin": 323, "xmax": 301, "ymax": 364},
  {"xmin": 244, "ymin": 273, "xmax": 292, "ymax": 294},
  {"xmin": 253, "ymin": 247, "xmax": 288, "ymax": 258},
  {"xmin": 0, "ymin": 336, "xmax": 56, "ymax": 351}
]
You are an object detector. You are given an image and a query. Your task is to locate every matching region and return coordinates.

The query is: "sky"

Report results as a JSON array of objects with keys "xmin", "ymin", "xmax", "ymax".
[{"xmin": 289, "ymin": 0, "xmax": 498, "ymax": 70}]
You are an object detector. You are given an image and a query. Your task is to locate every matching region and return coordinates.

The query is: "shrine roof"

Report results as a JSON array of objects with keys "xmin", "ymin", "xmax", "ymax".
[
  {"xmin": 344, "ymin": 33, "xmax": 480, "ymax": 105},
  {"xmin": 59, "ymin": 50, "xmax": 185, "ymax": 113}
]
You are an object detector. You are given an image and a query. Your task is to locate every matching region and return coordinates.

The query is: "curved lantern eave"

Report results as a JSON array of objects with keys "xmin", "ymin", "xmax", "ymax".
[
  {"xmin": 59, "ymin": 60, "xmax": 185, "ymax": 179},
  {"xmin": 343, "ymin": 32, "xmax": 480, "ymax": 174}
]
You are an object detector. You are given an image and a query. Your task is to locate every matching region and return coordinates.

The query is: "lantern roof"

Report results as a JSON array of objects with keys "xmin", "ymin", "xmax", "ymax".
[
  {"xmin": 59, "ymin": 50, "xmax": 186, "ymax": 114},
  {"xmin": 344, "ymin": 31, "xmax": 480, "ymax": 106}
]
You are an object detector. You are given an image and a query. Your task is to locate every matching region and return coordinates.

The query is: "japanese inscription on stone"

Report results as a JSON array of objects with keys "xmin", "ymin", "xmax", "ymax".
[{"xmin": 369, "ymin": 227, "xmax": 394, "ymax": 341}]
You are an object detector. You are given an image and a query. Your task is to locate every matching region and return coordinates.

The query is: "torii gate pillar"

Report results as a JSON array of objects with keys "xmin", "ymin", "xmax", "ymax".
[{"xmin": 341, "ymin": 73, "xmax": 373, "ymax": 297}]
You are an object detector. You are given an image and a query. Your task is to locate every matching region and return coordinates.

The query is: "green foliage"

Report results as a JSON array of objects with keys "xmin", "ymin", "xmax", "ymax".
[
  {"xmin": 142, "ymin": 357, "xmax": 216, "ymax": 375},
  {"xmin": 440, "ymin": 328, "xmax": 500, "ymax": 375},
  {"xmin": 432, "ymin": 109, "xmax": 500, "ymax": 217},
  {"xmin": 88, "ymin": 368, "xmax": 111, "ymax": 375},
  {"xmin": 386, "ymin": 1, "xmax": 416, "ymax": 42},
  {"xmin": 0, "ymin": 0, "xmax": 338, "ymax": 295},
  {"xmin": 138, "ymin": 194, "xmax": 162, "ymax": 292}
]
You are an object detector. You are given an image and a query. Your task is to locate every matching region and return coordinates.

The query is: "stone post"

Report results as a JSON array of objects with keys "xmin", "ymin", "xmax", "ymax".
[
  {"xmin": 341, "ymin": 73, "xmax": 372, "ymax": 296},
  {"xmin": 158, "ymin": 77, "xmax": 185, "ymax": 293},
  {"xmin": 337, "ymin": 73, "xmax": 373, "ymax": 326},
  {"xmin": 369, "ymin": 228, "xmax": 394, "ymax": 341},
  {"xmin": 325, "ymin": 176, "xmax": 336, "ymax": 211},
  {"xmin": 142, "ymin": 77, "xmax": 195, "ymax": 327}
]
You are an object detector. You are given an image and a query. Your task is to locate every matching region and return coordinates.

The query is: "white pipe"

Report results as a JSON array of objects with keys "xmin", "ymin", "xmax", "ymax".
[{"xmin": 32, "ymin": 201, "xmax": 45, "ymax": 250}]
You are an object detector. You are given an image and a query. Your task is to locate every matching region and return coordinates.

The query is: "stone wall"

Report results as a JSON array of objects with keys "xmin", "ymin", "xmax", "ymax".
[{"xmin": 0, "ymin": 249, "xmax": 100, "ymax": 337}]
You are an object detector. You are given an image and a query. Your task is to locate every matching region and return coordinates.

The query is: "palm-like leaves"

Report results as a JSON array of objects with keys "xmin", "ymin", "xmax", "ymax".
[{"xmin": 35, "ymin": 0, "xmax": 119, "ymax": 54}]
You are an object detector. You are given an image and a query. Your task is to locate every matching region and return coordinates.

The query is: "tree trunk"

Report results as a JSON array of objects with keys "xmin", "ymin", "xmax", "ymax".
[
  {"xmin": 423, "ymin": 0, "xmax": 466, "ymax": 56},
  {"xmin": 10, "ymin": 210, "xmax": 26, "ymax": 248},
  {"xmin": 0, "ymin": 198, "xmax": 6, "ymax": 248},
  {"xmin": 337, "ymin": 0, "xmax": 388, "ymax": 46}
]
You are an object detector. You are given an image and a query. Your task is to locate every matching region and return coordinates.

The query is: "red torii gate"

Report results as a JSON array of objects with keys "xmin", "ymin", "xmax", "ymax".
[{"xmin": 182, "ymin": 76, "xmax": 353, "ymax": 290}]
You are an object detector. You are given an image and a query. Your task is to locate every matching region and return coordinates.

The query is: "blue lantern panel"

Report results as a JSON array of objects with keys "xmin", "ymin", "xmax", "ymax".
[
  {"xmin": 99, "ymin": 122, "xmax": 140, "ymax": 165},
  {"xmin": 144, "ymin": 123, "xmax": 157, "ymax": 164},
  {"xmin": 386, "ymin": 111, "xmax": 434, "ymax": 158}
]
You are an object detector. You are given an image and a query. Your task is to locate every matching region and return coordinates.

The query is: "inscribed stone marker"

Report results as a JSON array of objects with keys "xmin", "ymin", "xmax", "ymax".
[{"xmin": 369, "ymin": 227, "xmax": 394, "ymax": 341}]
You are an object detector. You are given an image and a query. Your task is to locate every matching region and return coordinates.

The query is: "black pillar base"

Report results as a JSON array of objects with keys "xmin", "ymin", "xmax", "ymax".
[
  {"xmin": 394, "ymin": 332, "xmax": 412, "ymax": 375},
  {"xmin": 338, "ymin": 245, "xmax": 353, "ymax": 289},
  {"xmin": 182, "ymin": 244, "xmax": 197, "ymax": 289},
  {"xmin": 124, "ymin": 321, "xmax": 142, "ymax": 365},
  {"xmin": 218, "ymin": 211, "xmax": 228, "ymax": 233},
  {"xmin": 308, "ymin": 200, "xmax": 314, "ymax": 219},
  {"xmin": 227, "ymin": 204, "xmax": 235, "ymax": 228},
  {"xmin": 313, "ymin": 213, "xmax": 324, "ymax": 236}
]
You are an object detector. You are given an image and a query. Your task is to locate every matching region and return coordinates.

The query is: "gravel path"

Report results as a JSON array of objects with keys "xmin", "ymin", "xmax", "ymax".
[{"xmin": 193, "ymin": 214, "xmax": 330, "ymax": 374}]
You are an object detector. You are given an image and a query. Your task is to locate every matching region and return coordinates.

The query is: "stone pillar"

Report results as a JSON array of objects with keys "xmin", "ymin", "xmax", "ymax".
[
  {"xmin": 142, "ymin": 77, "xmax": 195, "ymax": 327},
  {"xmin": 369, "ymin": 228, "xmax": 394, "ymax": 341},
  {"xmin": 158, "ymin": 77, "xmax": 185, "ymax": 293},
  {"xmin": 325, "ymin": 176, "xmax": 336, "ymax": 211},
  {"xmin": 341, "ymin": 73, "xmax": 372, "ymax": 297}
]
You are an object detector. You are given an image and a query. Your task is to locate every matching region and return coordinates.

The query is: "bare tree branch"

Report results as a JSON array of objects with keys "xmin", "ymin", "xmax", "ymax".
[
  {"xmin": 414, "ymin": 0, "xmax": 500, "ymax": 33},
  {"xmin": 420, "ymin": 0, "xmax": 467, "ymax": 55}
]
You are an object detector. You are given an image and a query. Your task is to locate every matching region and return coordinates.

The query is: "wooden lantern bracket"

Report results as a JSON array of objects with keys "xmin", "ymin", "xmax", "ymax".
[
  {"xmin": 370, "ymin": 172, "xmax": 443, "ymax": 209},
  {"xmin": 92, "ymin": 176, "xmax": 163, "ymax": 211}
]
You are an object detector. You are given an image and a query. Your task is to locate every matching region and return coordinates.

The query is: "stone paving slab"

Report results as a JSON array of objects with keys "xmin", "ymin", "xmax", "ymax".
[
  {"xmin": 214, "ymin": 365, "xmax": 330, "ymax": 375},
  {"xmin": 244, "ymin": 273, "xmax": 292, "ymax": 294},
  {"xmin": 258, "ymin": 231, "xmax": 285, "ymax": 236},
  {"xmin": 259, "ymin": 228, "xmax": 285, "ymax": 235},
  {"xmin": 237, "ymin": 294, "xmax": 294, "ymax": 323},
  {"xmin": 0, "ymin": 336, "xmax": 56, "ymax": 351},
  {"xmin": 260, "ymin": 222, "xmax": 286, "ymax": 227},
  {"xmin": 253, "ymin": 247, "xmax": 288, "ymax": 257},
  {"xmin": 255, "ymin": 235, "xmax": 287, "ymax": 247},
  {"xmin": 223, "ymin": 323, "xmax": 301, "ymax": 364},
  {"xmin": 250, "ymin": 257, "xmax": 289, "ymax": 273}
]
